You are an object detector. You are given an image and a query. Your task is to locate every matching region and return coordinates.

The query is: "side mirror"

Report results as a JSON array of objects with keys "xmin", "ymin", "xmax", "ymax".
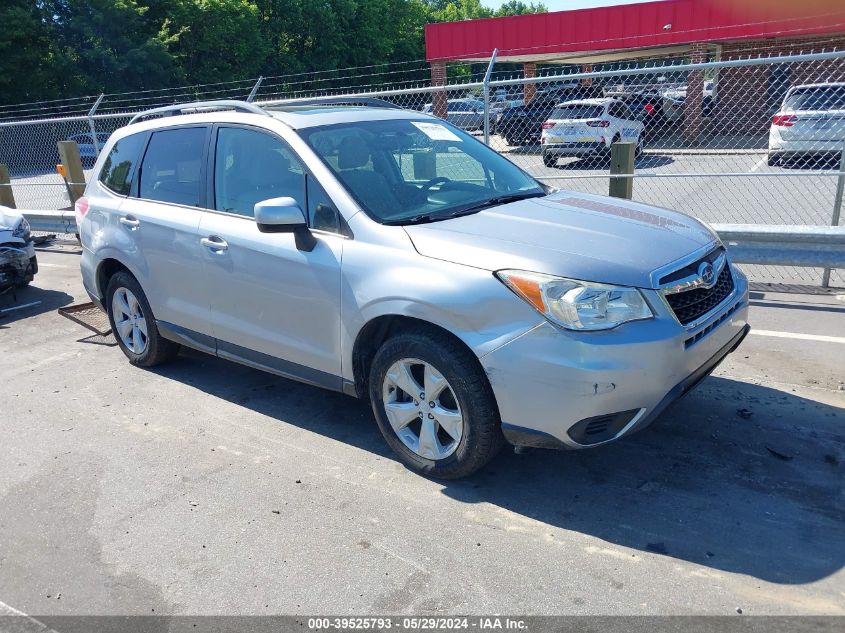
[{"xmin": 254, "ymin": 197, "xmax": 316, "ymax": 251}]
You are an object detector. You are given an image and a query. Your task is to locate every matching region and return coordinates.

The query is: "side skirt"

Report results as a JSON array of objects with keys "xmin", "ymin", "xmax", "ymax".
[{"xmin": 158, "ymin": 320, "xmax": 346, "ymax": 394}]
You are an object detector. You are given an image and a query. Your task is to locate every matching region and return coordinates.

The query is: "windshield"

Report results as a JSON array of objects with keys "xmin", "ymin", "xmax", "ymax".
[
  {"xmin": 784, "ymin": 86, "xmax": 845, "ymax": 111},
  {"xmin": 298, "ymin": 118, "xmax": 545, "ymax": 224},
  {"xmin": 550, "ymin": 104, "xmax": 604, "ymax": 120}
]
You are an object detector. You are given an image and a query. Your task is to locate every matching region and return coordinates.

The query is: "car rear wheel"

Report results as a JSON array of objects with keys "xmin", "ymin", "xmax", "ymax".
[
  {"xmin": 767, "ymin": 152, "xmax": 781, "ymax": 167},
  {"xmin": 369, "ymin": 330, "xmax": 504, "ymax": 479},
  {"xmin": 106, "ymin": 271, "xmax": 180, "ymax": 367},
  {"xmin": 543, "ymin": 153, "xmax": 557, "ymax": 168}
]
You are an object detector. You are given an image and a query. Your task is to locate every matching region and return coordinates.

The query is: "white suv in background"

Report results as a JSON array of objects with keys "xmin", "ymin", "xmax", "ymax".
[
  {"xmin": 540, "ymin": 98, "xmax": 644, "ymax": 167},
  {"xmin": 768, "ymin": 82, "xmax": 845, "ymax": 166}
]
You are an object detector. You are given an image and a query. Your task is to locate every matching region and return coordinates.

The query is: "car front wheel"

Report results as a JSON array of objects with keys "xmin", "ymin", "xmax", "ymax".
[{"xmin": 369, "ymin": 330, "xmax": 504, "ymax": 479}]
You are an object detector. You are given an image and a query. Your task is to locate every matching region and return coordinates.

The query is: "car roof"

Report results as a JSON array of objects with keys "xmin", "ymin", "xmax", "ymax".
[
  {"xmin": 554, "ymin": 98, "xmax": 615, "ymax": 107},
  {"xmin": 786, "ymin": 82, "xmax": 845, "ymax": 91},
  {"xmin": 116, "ymin": 102, "xmax": 443, "ymax": 137}
]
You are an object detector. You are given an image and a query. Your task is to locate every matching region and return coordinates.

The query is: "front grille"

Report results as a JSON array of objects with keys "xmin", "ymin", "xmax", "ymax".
[{"xmin": 666, "ymin": 265, "xmax": 734, "ymax": 326}]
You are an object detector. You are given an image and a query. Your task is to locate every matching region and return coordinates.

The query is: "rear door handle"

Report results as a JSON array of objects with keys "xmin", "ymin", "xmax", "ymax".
[
  {"xmin": 119, "ymin": 215, "xmax": 140, "ymax": 228},
  {"xmin": 200, "ymin": 236, "xmax": 228, "ymax": 252}
]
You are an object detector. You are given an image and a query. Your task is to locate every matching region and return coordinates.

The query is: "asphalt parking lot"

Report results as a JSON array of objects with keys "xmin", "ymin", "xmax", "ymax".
[{"xmin": 0, "ymin": 246, "xmax": 843, "ymax": 617}]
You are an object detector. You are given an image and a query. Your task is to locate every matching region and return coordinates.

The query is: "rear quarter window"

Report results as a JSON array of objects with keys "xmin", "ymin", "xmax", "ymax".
[
  {"xmin": 98, "ymin": 132, "xmax": 147, "ymax": 196},
  {"xmin": 784, "ymin": 86, "xmax": 845, "ymax": 111}
]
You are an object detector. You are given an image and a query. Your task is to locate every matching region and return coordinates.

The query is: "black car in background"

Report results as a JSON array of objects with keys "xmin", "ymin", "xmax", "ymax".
[
  {"xmin": 499, "ymin": 86, "xmax": 605, "ymax": 146},
  {"xmin": 611, "ymin": 92, "xmax": 668, "ymax": 128}
]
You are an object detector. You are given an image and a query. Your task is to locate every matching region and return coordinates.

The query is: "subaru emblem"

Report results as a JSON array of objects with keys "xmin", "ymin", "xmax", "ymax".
[{"xmin": 698, "ymin": 261, "xmax": 716, "ymax": 287}]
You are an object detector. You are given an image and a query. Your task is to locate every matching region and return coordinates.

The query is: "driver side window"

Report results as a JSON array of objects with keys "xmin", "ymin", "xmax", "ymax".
[{"xmin": 214, "ymin": 127, "xmax": 305, "ymax": 218}]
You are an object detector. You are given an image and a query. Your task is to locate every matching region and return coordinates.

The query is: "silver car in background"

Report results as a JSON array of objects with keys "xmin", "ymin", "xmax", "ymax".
[
  {"xmin": 77, "ymin": 100, "xmax": 749, "ymax": 479},
  {"xmin": 768, "ymin": 82, "xmax": 845, "ymax": 165}
]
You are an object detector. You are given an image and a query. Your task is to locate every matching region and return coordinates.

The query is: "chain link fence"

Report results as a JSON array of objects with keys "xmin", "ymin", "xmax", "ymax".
[{"xmin": 1, "ymin": 50, "xmax": 843, "ymax": 285}]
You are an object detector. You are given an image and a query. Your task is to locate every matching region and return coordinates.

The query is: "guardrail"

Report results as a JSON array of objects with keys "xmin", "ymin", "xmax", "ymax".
[
  {"xmin": 711, "ymin": 224, "xmax": 845, "ymax": 268},
  {"xmin": 18, "ymin": 211, "xmax": 845, "ymax": 275},
  {"xmin": 23, "ymin": 209, "xmax": 77, "ymax": 234}
]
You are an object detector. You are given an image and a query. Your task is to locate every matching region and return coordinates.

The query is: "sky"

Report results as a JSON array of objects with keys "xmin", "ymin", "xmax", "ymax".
[{"xmin": 483, "ymin": 0, "xmax": 656, "ymax": 11}]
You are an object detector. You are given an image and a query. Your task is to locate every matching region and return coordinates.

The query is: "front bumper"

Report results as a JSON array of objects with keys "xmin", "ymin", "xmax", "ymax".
[
  {"xmin": 0, "ymin": 242, "xmax": 36, "ymax": 289},
  {"xmin": 481, "ymin": 269, "xmax": 749, "ymax": 449}
]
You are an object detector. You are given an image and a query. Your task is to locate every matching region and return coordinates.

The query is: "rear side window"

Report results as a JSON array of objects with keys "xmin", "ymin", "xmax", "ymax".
[
  {"xmin": 98, "ymin": 132, "xmax": 147, "ymax": 196},
  {"xmin": 139, "ymin": 127, "xmax": 207, "ymax": 207},
  {"xmin": 784, "ymin": 86, "xmax": 845, "ymax": 111}
]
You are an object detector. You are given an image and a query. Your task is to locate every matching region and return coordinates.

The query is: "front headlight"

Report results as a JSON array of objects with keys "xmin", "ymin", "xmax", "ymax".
[
  {"xmin": 12, "ymin": 217, "xmax": 30, "ymax": 240},
  {"xmin": 496, "ymin": 270, "xmax": 653, "ymax": 331}
]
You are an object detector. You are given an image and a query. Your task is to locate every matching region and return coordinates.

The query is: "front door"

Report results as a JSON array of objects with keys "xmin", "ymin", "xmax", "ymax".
[{"xmin": 198, "ymin": 125, "xmax": 343, "ymax": 387}]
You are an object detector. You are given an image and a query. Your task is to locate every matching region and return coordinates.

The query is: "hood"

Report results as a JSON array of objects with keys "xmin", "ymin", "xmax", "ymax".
[
  {"xmin": 403, "ymin": 191, "xmax": 718, "ymax": 288},
  {"xmin": 0, "ymin": 206, "xmax": 24, "ymax": 233}
]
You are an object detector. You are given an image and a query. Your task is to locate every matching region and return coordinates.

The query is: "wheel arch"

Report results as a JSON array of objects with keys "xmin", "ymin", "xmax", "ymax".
[
  {"xmin": 350, "ymin": 314, "xmax": 486, "ymax": 401},
  {"xmin": 95, "ymin": 257, "xmax": 135, "ymax": 303}
]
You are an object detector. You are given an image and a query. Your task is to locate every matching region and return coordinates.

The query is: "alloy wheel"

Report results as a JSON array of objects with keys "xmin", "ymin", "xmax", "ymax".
[
  {"xmin": 111, "ymin": 287, "xmax": 148, "ymax": 354},
  {"xmin": 382, "ymin": 358, "xmax": 464, "ymax": 460}
]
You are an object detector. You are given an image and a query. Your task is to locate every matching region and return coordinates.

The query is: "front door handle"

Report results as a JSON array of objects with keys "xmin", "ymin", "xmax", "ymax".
[
  {"xmin": 119, "ymin": 215, "xmax": 140, "ymax": 228},
  {"xmin": 200, "ymin": 236, "xmax": 228, "ymax": 252}
]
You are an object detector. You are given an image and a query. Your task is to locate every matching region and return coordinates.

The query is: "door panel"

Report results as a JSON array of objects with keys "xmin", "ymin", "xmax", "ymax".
[
  {"xmin": 120, "ymin": 126, "xmax": 212, "ymax": 334},
  {"xmin": 199, "ymin": 213, "xmax": 343, "ymax": 380},
  {"xmin": 201, "ymin": 125, "xmax": 343, "ymax": 381}
]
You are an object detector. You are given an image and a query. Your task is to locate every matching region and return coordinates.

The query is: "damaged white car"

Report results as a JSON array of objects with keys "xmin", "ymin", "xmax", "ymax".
[{"xmin": 0, "ymin": 206, "xmax": 38, "ymax": 292}]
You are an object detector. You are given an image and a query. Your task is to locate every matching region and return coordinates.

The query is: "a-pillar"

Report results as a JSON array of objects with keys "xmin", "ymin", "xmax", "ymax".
[
  {"xmin": 523, "ymin": 62, "xmax": 537, "ymax": 104},
  {"xmin": 684, "ymin": 43, "xmax": 708, "ymax": 142},
  {"xmin": 430, "ymin": 60, "xmax": 448, "ymax": 119}
]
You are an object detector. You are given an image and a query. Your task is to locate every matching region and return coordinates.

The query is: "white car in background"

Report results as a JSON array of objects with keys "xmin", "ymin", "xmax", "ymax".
[
  {"xmin": 540, "ymin": 98, "xmax": 644, "ymax": 167},
  {"xmin": 768, "ymin": 82, "xmax": 845, "ymax": 165}
]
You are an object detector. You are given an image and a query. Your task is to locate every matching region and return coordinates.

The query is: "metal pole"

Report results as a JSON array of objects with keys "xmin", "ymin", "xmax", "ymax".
[
  {"xmin": 482, "ymin": 49, "xmax": 498, "ymax": 146},
  {"xmin": 247, "ymin": 77, "xmax": 264, "ymax": 103},
  {"xmin": 87, "ymin": 94, "xmax": 104, "ymax": 157},
  {"xmin": 821, "ymin": 142, "xmax": 845, "ymax": 288}
]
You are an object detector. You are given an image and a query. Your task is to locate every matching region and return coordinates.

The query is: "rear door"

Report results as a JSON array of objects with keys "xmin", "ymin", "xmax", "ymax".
[{"xmin": 118, "ymin": 125, "xmax": 213, "ymax": 337}]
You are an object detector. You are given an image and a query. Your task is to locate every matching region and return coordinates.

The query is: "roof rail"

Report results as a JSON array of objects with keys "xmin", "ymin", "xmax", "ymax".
[
  {"xmin": 263, "ymin": 96, "xmax": 403, "ymax": 110},
  {"xmin": 128, "ymin": 100, "xmax": 268, "ymax": 125}
]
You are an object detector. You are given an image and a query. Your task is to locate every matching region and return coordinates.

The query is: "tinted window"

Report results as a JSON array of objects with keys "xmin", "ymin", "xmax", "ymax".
[
  {"xmin": 784, "ymin": 86, "xmax": 845, "ymax": 111},
  {"xmin": 550, "ymin": 105, "xmax": 604, "ymax": 119},
  {"xmin": 98, "ymin": 132, "xmax": 147, "ymax": 196},
  {"xmin": 139, "ymin": 127, "xmax": 206, "ymax": 206},
  {"xmin": 214, "ymin": 127, "xmax": 305, "ymax": 217}
]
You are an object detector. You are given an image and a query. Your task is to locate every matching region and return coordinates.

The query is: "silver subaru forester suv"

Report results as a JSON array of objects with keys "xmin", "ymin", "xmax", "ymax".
[{"xmin": 78, "ymin": 100, "xmax": 749, "ymax": 478}]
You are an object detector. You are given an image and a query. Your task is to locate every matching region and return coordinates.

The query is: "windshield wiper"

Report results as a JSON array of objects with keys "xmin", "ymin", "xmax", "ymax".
[
  {"xmin": 384, "ymin": 192, "xmax": 545, "ymax": 226},
  {"xmin": 453, "ymin": 191, "xmax": 546, "ymax": 215}
]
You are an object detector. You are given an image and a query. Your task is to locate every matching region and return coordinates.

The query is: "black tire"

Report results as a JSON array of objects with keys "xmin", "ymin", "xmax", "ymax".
[
  {"xmin": 368, "ymin": 330, "xmax": 504, "ymax": 479},
  {"xmin": 106, "ymin": 271, "xmax": 180, "ymax": 367},
  {"xmin": 543, "ymin": 153, "xmax": 557, "ymax": 168},
  {"xmin": 767, "ymin": 153, "xmax": 781, "ymax": 167},
  {"xmin": 505, "ymin": 135, "xmax": 520, "ymax": 147},
  {"xmin": 635, "ymin": 138, "xmax": 644, "ymax": 159}
]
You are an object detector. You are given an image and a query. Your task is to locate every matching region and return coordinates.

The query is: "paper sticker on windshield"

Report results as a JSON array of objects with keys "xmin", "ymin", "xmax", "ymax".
[{"xmin": 412, "ymin": 122, "xmax": 461, "ymax": 142}]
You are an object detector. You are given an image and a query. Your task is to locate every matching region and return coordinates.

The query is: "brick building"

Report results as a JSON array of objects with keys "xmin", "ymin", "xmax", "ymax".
[{"xmin": 424, "ymin": 0, "xmax": 845, "ymax": 139}]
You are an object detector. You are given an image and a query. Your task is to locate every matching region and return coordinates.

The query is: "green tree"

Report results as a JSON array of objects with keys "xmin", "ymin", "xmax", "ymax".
[
  {"xmin": 0, "ymin": 1, "xmax": 64, "ymax": 104},
  {"xmin": 167, "ymin": 0, "xmax": 268, "ymax": 85}
]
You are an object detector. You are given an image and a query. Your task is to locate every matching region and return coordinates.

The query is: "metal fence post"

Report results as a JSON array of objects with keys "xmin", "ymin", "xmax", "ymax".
[
  {"xmin": 87, "ymin": 94, "xmax": 104, "ymax": 157},
  {"xmin": 482, "ymin": 48, "xmax": 498, "ymax": 146},
  {"xmin": 57, "ymin": 141, "xmax": 86, "ymax": 205},
  {"xmin": 609, "ymin": 142, "xmax": 635, "ymax": 200},
  {"xmin": 821, "ymin": 143, "xmax": 845, "ymax": 288},
  {"xmin": 247, "ymin": 77, "xmax": 264, "ymax": 103},
  {"xmin": 0, "ymin": 164, "xmax": 16, "ymax": 208}
]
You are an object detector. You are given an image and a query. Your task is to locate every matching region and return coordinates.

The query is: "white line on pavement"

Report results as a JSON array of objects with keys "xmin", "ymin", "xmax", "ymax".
[
  {"xmin": 750, "ymin": 329, "xmax": 845, "ymax": 344},
  {"xmin": 0, "ymin": 598, "xmax": 58, "ymax": 632},
  {"xmin": 0, "ymin": 301, "xmax": 41, "ymax": 314}
]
